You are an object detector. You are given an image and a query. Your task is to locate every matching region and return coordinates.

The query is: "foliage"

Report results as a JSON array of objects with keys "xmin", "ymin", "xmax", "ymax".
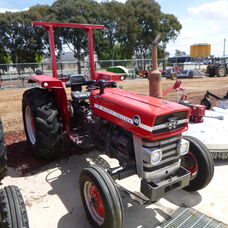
[
  {"xmin": 175, "ymin": 49, "xmax": 187, "ymax": 57},
  {"xmin": 50, "ymin": 0, "xmax": 102, "ymax": 73},
  {"xmin": 0, "ymin": 0, "xmax": 182, "ymax": 72},
  {"xmin": 95, "ymin": 1, "xmax": 125, "ymax": 60},
  {"xmin": 0, "ymin": 5, "xmax": 49, "ymax": 65},
  {"xmin": 0, "ymin": 45, "xmax": 11, "ymax": 73},
  {"xmin": 118, "ymin": 0, "xmax": 182, "ymax": 60}
]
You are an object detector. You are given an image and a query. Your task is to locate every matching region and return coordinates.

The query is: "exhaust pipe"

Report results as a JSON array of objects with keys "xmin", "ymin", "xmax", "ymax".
[{"xmin": 149, "ymin": 34, "xmax": 162, "ymax": 98}]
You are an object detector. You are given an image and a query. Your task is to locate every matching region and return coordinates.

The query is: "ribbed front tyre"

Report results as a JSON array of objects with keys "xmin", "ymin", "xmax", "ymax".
[
  {"xmin": 0, "ymin": 186, "xmax": 29, "ymax": 228},
  {"xmin": 182, "ymin": 136, "xmax": 214, "ymax": 191},
  {"xmin": 80, "ymin": 166, "xmax": 124, "ymax": 228}
]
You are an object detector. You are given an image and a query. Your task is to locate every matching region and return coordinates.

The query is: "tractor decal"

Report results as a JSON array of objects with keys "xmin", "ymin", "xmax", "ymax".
[{"xmin": 94, "ymin": 103, "xmax": 153, "ymax": 132}]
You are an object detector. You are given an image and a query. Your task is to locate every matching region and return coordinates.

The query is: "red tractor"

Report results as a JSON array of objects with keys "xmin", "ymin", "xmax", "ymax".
[{"xmin": 22, "ymin": 22, "xmax": 214, "ymax": 228}]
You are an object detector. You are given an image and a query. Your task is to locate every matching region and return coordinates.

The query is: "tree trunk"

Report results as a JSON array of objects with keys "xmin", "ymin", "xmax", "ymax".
[
  {"xmin": 77, "ymin": 61, "xmax": 81, "ymax": 74},
  {"xmin": 75, "ymin": 50, "xmax": 82, "ymax": 75}
]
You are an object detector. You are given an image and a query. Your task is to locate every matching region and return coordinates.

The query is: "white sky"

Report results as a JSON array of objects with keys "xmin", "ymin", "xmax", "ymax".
[{"xmin": 168, "ymin": 1, "xmax": 228, "ymax": 57}]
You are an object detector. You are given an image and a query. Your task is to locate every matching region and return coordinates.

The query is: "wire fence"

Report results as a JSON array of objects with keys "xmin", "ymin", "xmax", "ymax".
[{"xmin": 0, "ymin": 59, "xmax": 207, "ymax": 89}]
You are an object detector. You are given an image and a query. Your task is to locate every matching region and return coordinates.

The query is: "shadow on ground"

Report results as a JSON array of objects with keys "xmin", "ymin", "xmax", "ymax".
[
  {"xmin": 5, "ymin": 131, "xmax": 90, "ymax": 176},
  {"xmin": 214, "ymin": 159, "xmax": 228, "ymax": 166},
  {"xmin": 42, "ymin": 152, "xmax": 202, "ymax": 228},
  {"xmin": 5, "ymin": 131, "xmax": 203, "ymax": 228}
]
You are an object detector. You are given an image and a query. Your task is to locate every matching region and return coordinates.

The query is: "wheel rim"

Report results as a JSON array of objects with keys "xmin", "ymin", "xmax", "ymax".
[
  {"xmin": 84, "ymin": 181, "xmax": 105, "ymax": 225},
  {"xmin": 219, "ymin": 68, "xmax": 225, "ymax": 76},
  {"xmin": 181, "ymin": 152, "xmax": 198, "ymax": 180},
  {"xmin": 25, "ymin": 106, "xmax": 36, "ymax": 145}
]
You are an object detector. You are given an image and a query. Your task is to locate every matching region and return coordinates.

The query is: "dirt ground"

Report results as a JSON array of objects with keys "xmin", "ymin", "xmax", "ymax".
[
  {"xmin": 1, "ymin": 77, "xmax": 228, "ymax": 227},
  {"xmin": 1, "ymin": 77, "xmax": 228, "ymax": 132}
]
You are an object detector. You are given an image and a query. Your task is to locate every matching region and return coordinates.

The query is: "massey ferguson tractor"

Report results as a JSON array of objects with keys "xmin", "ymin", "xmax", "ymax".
[{"xmin": 22, "ymin": 22, "xmax": 214, "ymax": 228}]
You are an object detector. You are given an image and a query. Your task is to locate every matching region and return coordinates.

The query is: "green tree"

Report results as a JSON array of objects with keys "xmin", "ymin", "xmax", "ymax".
[
  {"xmin": 119, "ymin": 0, "xmax": 161, "ymax": 60},
  {"xmin": 175, "ymin": 49, "xmax": 186, "ymax": 57},
  {"xmin": 0, "ymin": 45, "xmax": 11, "ymax": 73},
  {"xmin": 0, "ymin": 6, "xmax": 50, "ymax": 73},
  {"xmin": 50, "ymin": 0, "xmax": 101, "ymax": 73},
  {"xmin": 159, "ymin": 13, "xmax": 182, "ymax": 58},
  {"xmin": 118, "ymin": 0, "xmax": 182, "ymax": 65},
  {"xmin": 95, "ymin": 1, "xmax": 125, "ymax": 60}
]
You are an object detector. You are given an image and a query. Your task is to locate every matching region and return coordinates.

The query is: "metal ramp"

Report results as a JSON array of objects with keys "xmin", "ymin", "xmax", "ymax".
[{"xmin": 160, "ymin": 207, "xmax": 228, "ymax": 228}]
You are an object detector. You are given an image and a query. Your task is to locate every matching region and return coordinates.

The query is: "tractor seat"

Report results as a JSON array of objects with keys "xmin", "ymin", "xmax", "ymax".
[{"xmin": 65, "ymin": 74, "xmax": 95, "ymax": 88}]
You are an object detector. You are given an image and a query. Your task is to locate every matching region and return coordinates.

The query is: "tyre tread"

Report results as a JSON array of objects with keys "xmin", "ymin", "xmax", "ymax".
[
  {"xmin": 0, "ymin": 186, "xmax": 29, "ymax": 228},
  {"xmin": 22, "ymin": 88, "xmax": 62, "ymax": 159},
  {"xmin": 183, "ymin": 136, "xmax": 214, "ymax": 191},
  {"xmin": 80, "ymin": 165, "xmax": 123, "ymax": 228}
]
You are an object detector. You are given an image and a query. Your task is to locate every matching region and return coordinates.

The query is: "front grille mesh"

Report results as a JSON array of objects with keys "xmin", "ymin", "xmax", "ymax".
[
  {"xmin": 142, "ymin": 135, "xmax": 181, "ymax": 172},
  {"xmin": 153, "ymin": 111, "xmax": 187, "ymax": 134}
]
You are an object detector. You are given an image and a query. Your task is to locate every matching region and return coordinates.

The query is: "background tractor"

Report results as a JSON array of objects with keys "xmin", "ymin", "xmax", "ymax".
[
  {"xmin": 22, "ymin": 22, "xmax": 214, "ymax": 228},
  {"xmin": 206, "ymin": 58, "xmax": 228, "ymax": 77}
]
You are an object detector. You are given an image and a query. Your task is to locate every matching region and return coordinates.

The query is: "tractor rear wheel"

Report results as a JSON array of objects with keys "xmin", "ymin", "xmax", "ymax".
[
  {"xmin": 80, "ymin": 166, "xmax": 124, "ymax": 228},
  {"xmin": 22, "ymin": 88, "xmax": 62, "ymax": 160},
  {"xmin": 182, "ymin": 136, "xmax": 214, "ymax": 191},
  {"xmin": 216, "ymin": 66, "xmax": 226, "ymax": 77},
  {"xmin": 0, "ymin": 186, "xmax": 29, "ymax": 228}
]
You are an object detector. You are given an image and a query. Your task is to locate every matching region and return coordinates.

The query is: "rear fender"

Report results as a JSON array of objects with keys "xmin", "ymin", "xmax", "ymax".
[
  {"xmin": 28, "ymin": 74, "xmax": 70, "ymax": 134},
  {"xmin": 28, "ymin": 75, "xmax": 64, "ymax": 88}
]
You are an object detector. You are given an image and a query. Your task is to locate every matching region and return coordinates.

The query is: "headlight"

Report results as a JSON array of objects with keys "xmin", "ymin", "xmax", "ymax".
[
  {"xmin": 151, "ymin": 149, "xmax": 162, "ymax": 164},
  {"xmin": 178, "ymin": 139, "xmax": 190, "ymax": 155},
  {"xmin": 142, "ymin": 148, "xmax": 162, "ymax": 165}
]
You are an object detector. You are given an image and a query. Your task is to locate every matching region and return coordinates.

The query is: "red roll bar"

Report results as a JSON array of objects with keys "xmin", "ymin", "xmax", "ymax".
[{"xmin": 32, "ymin": 21, "xmax": 105, "ymax": 80}]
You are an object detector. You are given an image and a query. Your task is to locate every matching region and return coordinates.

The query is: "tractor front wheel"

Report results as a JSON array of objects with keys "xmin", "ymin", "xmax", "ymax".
[
  {"xmin": 0, "ymin": 186, "xmax": 29, "ymax": 228},
  {"xmin": 22, "ymin": 88, "xmax": 62, "ymax": 160},
  {"xmin": 80, "ymin": 166, "xmax": 123, "ymax": 228},
  {"xmin": 181, "ymin": 136, "xmax": 214, "ymax": 191}
]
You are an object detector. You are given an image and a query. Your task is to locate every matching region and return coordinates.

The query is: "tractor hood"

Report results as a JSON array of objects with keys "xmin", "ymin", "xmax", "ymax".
[{"xmin": 90, "ymin": 88, "xmax": 191, "ymax": 140}]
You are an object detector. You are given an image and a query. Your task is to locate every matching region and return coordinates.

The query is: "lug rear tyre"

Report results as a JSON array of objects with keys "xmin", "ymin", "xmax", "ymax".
[
  {"xmin": 182, "ymin": 136, "xmax": 214, "ymax": 191},
  {"xmin": 80, "ymin": 166, "xmax": 123, "ymax": 228},
  {"xmin": 22, "ymin": 88, "xmax": 62, "ymax": 160},
  {"xmin": 0, "ymin": 186, "xmax": 29, "ymax": 228}
]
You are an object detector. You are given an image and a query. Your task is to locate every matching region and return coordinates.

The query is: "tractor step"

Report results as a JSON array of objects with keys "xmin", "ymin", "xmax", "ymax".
[{"xmin": 160, "ymin": 207, "xmax": 228, "ymax": 228}]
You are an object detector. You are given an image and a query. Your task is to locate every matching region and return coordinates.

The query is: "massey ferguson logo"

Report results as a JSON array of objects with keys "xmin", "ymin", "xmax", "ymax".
[
  {"xmin": 133, "ymin": 115, "xmax": 141, "ymax": 126},
  {"xmin": 167, "ymin": 117, "xmax": 178, "ymax": 130}
]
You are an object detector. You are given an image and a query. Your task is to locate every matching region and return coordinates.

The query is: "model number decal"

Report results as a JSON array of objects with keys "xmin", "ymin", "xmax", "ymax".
[
  {"xmin": 94, "ymin": 104, "xmax": 133, "ymax": 124},
  {"xmin": 94, "ymin": 104, "xmax": 153, "ymax": 132}
]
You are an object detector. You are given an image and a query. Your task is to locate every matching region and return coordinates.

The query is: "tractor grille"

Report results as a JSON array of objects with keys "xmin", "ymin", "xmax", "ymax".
[
  {"xmin": 142, "ymin": 135, "xmax": 181, "ymax": 172},
  {"xmin": 153, "ymin": 111, "xmax": 188, "ymax": 134}
]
